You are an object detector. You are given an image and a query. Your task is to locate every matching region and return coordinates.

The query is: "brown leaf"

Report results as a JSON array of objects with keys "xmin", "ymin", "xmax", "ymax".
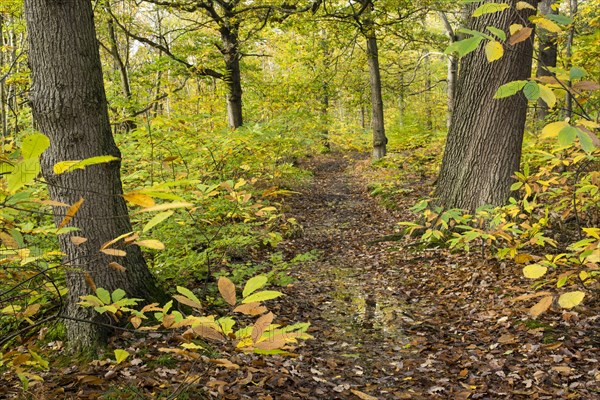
[
  {"xmin": 572, "ymin": 80, "xmax": 600, "ymax": 91},
  {"xmin": 209, "ymin": 358, "xmax": 240, "ymax": 370},
  {"xmin": 575, "ymin": 125, "xmax": 600, "ymax": 146},
  {"xmin": 101, "ymin": 248, "xmax": 127, "ymax": 257},
  {"xmin": 172, "ymin": 294, "xmax": 202, "ymax": 310},
  {"xmin": 0, "ymin": 232, "xmax": 18, "ymax": 249},
  {"xmin": 191, "ymin": 324, "xmax": 225, "ymax": 341},
  {"xmin": 233, "ymin": 302, "xmax": 268, "ymax": 316},
  {"xmin": 498, "ymin": 333, "xmax": 517, "ymax": 344},
  {"xmin": 70, "ymin": 236, "xmax": 88, "ymax": 246},
  {"xmin": 350, "ymin": 389, "xmax": 379, "ymax": 400},
  {"xmin": 218, "ymin": 276, "xmax": 237, "ymax": 306},
  {"xmin": 508, "ymin": 27, "xmax": 532, "ymax": 45},
  {"xmin": 512, "ymin": 291, "xmax": 553, "ymax": 302},
  {"xmin": 529, "ymin": 295, "xmax": 553, "ymax": 318},
  {"xmin": 84, "ymin": 272, "xmax": 97, "ymax": 292},
  {"xmin": 57, "ymin": 197, "xmax": 84, "ymax": 230},
  {"xmin": 252, "ymin": 311, "xmax": 273, "ymax": 344},
  {"xmin": 108, "ymin": 261, "xmax": 126, "ymax": 272}
]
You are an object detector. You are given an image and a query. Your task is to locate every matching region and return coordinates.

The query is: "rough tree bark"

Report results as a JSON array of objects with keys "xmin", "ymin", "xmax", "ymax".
[
  {"xmin": 536, "ymin": 0, "xmax": 558, "ymax": 121},
  {"xmin": 220, "ymin": 14, "xmax": 243, "ymax": 128},
  {"xmin": 435, "ymin": 0, "xmax": 538, "ymax": 211},
  {"xmin": 25, "ymin": 0, "xmax": 165, "ymax": 351},
  {"xmin": 361, "ymin": 2, "xmax": 386, "ymax": 160}
]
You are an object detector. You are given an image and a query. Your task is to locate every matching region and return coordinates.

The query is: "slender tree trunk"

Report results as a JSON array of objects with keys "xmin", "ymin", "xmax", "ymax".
[
  {"xmin": 435, "ymin": 0, "xmax": 538, "ymax": 211},
  {"xmin": 365, "ymin": 29, "xmax": 386, "ymax": 159},
  {"xmin": 221, "ymin": 21, "xmax": 243, "ymax": 129},
  {"xmin": 0, "ymin": 14, "xmax": 6, "ymax": 139},
  {"xmin": 25, "ymin": 0, "xmax": 164, "ymax": 352},
  {"xmin": 439, "ymin": 12, "xmax": 458, "ymax": 129},
  {"xmin": 536, "ymin": 0, "xmax": 558, "ymax": 121},
  {"xmin": 424, "ymin": 53, "xmax": 433, "ymax": 131},
  {"xmin": 564, "ymin": 0, "xmax": 577, "ymax": 119}
]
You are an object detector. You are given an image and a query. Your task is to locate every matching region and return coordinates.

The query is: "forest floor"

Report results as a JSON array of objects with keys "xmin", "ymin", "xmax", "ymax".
[{"xmin": 2, "ymin": 152, "xmax": 599, "ymax": 399}]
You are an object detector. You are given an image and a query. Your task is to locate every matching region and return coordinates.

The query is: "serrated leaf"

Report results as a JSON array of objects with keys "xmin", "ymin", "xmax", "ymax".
[
  {"xmin": 558, "ymin": 291, "xmax": 585, "ymax": 308},
  {"xmin": 508, "ymin": 26, "xmax": 532, "ymax": 45},
  {"xmin": 516, "ymin": 1, "xmax": 536, "ymax": 10},
  {"xmin": 114, "ymin": 349, "xmax": 129, "ymax": 364},
  {"xmin": 523, "ymin": 264, "xmax": 548, "ymax": 279},
  {"xmin": 135, "ymin": 202, "xmax": 193, "ymax": 213},
  {"xmin": 558, "ymin": 125, "xmax": 578, "ymax": 146},
  {"xmin": 538, "ymin": 84, "xmax": 556, "ymax": 108},
  {"xmin": 96, "ymin": 288, "xmax": 111, "ymax": 305},
  {"xmin": 533, "ymin": 17, "xmax": 562, "ymax": 33},
  {"xmin": 218, "ymin": 277, "xmax": 237, "ymax": 306},
  {"xmin": 233, "ymin": 302, "xmax": 268, "ymax": 316},
  {"xmin": 252, "ymin": 312, "xmax": 274, "ymax": 344},
  {"xmin": 57, "ymin": 198, "xmax": 84, "ymax": 230},
  {"xmin": 135, "ymin": 239, "xmax": 165, "ymax": 250},
  {"xmin": 485, "ymin": 40, "xmax": 504, "ymax": 62},
  {"xmin": 176, "ymin": 286, "xmax": 202, "ymax": 308},
  {"xmin": 242, "ymin": 290, "xmax": 283, "ymax": 304},
  {"xmin": 445, "ymin": 36, "xmax": 484, "ymax": 58},
  {"xmin": 21, "ymin": 133, "xmax": 50, "ymax": 159},
  {"xmin": 486, "ymin": 26, "xmax": 506, "ymax": 41},
  {"xmin": 53, "ymin": 155, "xmax": 120, "ymax": 175},
  {"xmin": 472, "ymin": 3, "xmax": 509, "ymax": 17},
  {"xmin": 529, "ymin": 296, "xmax": 553, "ymax": 318},
  {"xmin": 572, "ymin": 81, "xmax": 600, "ymax": 91},
  {"xmin": 494, "ymin": 80, "xmax": 527, "ymax": 99},
  {"xmin": 142, "ymin": 211, "xmax": 174, "ymax": 233},
  {"xmin": 111, "ymin": 288, "xmax": 126, "ymax": 302},
  {"xmin": 242, "ymin": 275, "xmax": 268, "ymax": 298},
  {"xmin": 523, "ymin": 81, "xmax": 540, "ymax": 100},
  {"xmin": 540, "ymin": 121, "xmax": 569, "ymax": 139},
  {"xmin": 123, "ymin": 193, "xmax": 155, "ymax": 207}
]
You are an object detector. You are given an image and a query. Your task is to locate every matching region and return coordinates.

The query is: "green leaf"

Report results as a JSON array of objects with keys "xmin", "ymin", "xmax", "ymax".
[
  {"xmin": 557, "ymin": 291, "xmax": 585, "ymax": 309},
  {"xmin": 111, "ymin": 288, "xmax": 126, "ymax": 303},
  {"xmin": 176, "ymin": 286, "xmax": 202, "ymax": 307},
  {"xmin": 142, "ymin": 210, "xmax": 174, "ymax": 233},
  {"xmin": 486, "ymin": 26, "xmax": 506, "ymax": 41},
  {"xmin": 523, "ymin": 264, "xmax": 548, "ymax": 279},
  {"xmin": 445, "ymin": 36, "xmax": 484, "ymax": 58},
  {"xmin": 96, "ymin": 288, "xmax": 111, "ymax": 305},
  {"xmin": 114, "ymin": 349, "xmax": 130, "ymax": 364},
  {"xmin": 545, "ymin": 13, "xmax": 574, "ymax": 25},
  {"xmin": 558, "ymin": 125, "xmax": 578, "ymax": 146},
  {"xmin": 577, "ymin": 129, "xmax": 596, "ymax": 154},
  {"xmin": 242, "ymin": 275, "xmax": 268, "ymax": 298},
  {"xmin": 20, "ymin": 133, "xmax": 50, "ymax": 159},
  {"xmin": 493, "ymin": 80, "xmax": 527, "ymax": 98},
  {"xmin": 523, "ymin": 81, "xmax": 540, "ymax": 101},
  {"xmin": 216, "ymin": 316, "xmax": 236, "ymax": 335},
  {"xmin": 510, "ymin": 182, "xmax": 523, "ymax": 191},
  {"xmin": 53, "ymin": 155, "xmax": 120, "ymax": 174},
  {"xmin": 472, "ymin": 3, "xmax": 509, "ymax": 17},
  {"xmin": 569, "ymin": 66, "xmax": 587, "ymax": 80},
  {"xmin": 242, "ymin": 290, "xmax": 283, "ymax": 304},
  {"xmin": 7, "ymin": 159, "xmax": 40, "ymax": 192}
]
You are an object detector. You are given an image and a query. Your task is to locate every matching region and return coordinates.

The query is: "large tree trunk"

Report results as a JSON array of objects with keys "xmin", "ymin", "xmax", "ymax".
[
  {"xmin": 221, "ymin": 23, "xmax": 243, "ymax": 129},
  {"xmin": 536, "ymin": 0, "xmax": 558, "ymax": 121},
  {"xmin": 25, "ymin": 0, "xmax": 164, "ymax": 352},
  {"xmin": 435, "ymin": 0, "xmax": 538, "ymax": 211},
  {"xmin": 366, "ymin": 31, "xmax": 386, "ymax": 159}
]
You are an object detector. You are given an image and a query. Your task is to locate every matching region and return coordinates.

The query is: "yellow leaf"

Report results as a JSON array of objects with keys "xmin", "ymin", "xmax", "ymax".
[
  {"xmin": 533, "ymin": 17, "xmax": 562, "ymax": 33},
  {"xmin": 57, "ymin": 198, "xmax": 84, "ymax": 230},
  {"xmin": 350, "ymin": 389, "xmax": 379, "ymax": 400},
  {"xmin": 523, "ymin": 264, "xmax": 548, "ymax": 279},
  {"xmin": 101, "ymin": 232, "xmax": 135, "ymax": 250},
  {"xmin": 528, "ymin": 296, "xmax": 553, "ymax": 318},
  {"xmin": 540, "ymin": 121, "xmax": 569, "ymax": 139},
  {"xmin": 135, "ymin": 201, "xmax": 194, "ymax": 213},
  {"xmin": 516, "ymin": 1, "xmax": 536, "ymax": 10},
  {"xmin": 135, "ymin": 239, "xmax": 165, "ymax": 250},
  {"xmin": 114, "ymin": 349, "xmax": 129, "ymax": 364},
  {"xmin": 123, "ymin": 193, "xmax": 155, "ymax": 207},
  {"xmin": 509, "ymin": 24, "xmax": 523, "ymax": 35},
  {"xmin": 485, "ymin": 40, "xmax": 504, "ymax": 62},
  {"xmin": 558, "ymin": 291, "xmax": 585, "ymax": 309},
  {"xmin": 218, "ymin": 277, "xmax": 237, "ymax": 306},
  {"xmin": 538, "ymin": 84, "xmax": 557, "ymax": 108},
  {"xmin": 514, "ymin": 253, "xmax": 534, "ymax": 264}
]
